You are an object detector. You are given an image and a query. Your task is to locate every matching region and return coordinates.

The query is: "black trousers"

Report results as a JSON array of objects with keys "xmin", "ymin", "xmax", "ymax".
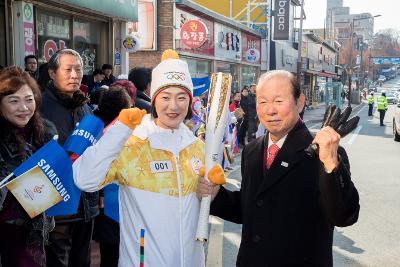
[
  {"xmin": 379, "ymin": 109, "xmax": 386, "ymax": 125},
  {"xmin": 46, "ymin": 219, "xmax": 94, "ymax": 267},
  {"xmin": 238, "ymin": 119, "xmax": 248, "ymax": 145},
  {"xmin": 368, "ymin": 104, "xmax": 373, "ymax": 116},
  {"xmin": 247, "ymin": 118, "xmax": 257, "ymax": 142},
  {"xmin": 99, "ymin": 242, "xmax": 119, "ymax": 267}
]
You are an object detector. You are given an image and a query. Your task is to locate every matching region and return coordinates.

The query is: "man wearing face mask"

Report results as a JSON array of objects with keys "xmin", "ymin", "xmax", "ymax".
[{"xmin": 41, "ymin": 49, "xmax": 99, "ymax": 267}]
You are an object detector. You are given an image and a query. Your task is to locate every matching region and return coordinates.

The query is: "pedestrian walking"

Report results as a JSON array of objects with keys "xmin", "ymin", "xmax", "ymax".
[
  {"xmin": 198, "ymin": 70, "xmax": 360, "ymax": 267},
  {"xmin": 73, "ymin": 50, "xmax": 221, "ymax": 266},
  {"xmin": 238, "ymin": 86, "xmax": 249, "ymax": 146},
  {"xmin": 368, "ymin": 92, "xmax": 374, "ymax": 116},
  {"xmin": 41, "ymin": 49, "xmax": 99, "ymax": 267},
  {"xmin": 377, "ymin": 91, "xmax": 388, "ymax": 126},
  {"xmin": 0, "ymin": 66, "xmax": 58, "ymax": 267}
]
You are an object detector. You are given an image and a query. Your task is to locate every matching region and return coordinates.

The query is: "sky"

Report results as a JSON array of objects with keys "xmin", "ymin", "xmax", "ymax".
[{"xmin": 303, "ymin": 0, "xmax": 400, "ymax": 32}]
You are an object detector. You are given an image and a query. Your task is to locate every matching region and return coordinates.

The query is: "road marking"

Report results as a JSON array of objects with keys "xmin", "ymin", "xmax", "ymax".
[
  {"xmin": 310, "ymin": 122, "xmax": 321, "ymax": 129},
  {"xmin": 354, "ymin": 105, "xmax": 366, "ymax": 117},
  {"xmin": 346, "ymin": 125, "xmax": 363, "ymax": 145},
  {"xmin": 206, "ymin": 216, "xmax": 224, "ymax": 267}
]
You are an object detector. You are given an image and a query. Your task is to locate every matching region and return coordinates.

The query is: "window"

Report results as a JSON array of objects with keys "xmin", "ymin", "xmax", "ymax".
[
  {"xmin": 36, "ymin": 9, "xmax": 71, "ymax": 64},
  {"xmin": 73, "ymin": 18, "xmax": 108, "ymax": 74}
]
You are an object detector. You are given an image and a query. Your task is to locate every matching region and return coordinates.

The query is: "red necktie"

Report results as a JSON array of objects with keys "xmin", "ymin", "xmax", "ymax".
[{"xmin": 266, "ymin": 144, "xmax": 280, "ymax": 169}]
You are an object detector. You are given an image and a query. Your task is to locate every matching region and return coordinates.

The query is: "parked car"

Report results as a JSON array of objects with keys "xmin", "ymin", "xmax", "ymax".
[
  {"xmin": 386, "ymin": 91, "xmax": 398, "ymax": 104},
  {"xmin": 378, "ymin": 75, "xmax": 386, "ymax": 83},
  {"xmin": 393, "ymin": 97, "xmax": 400, "ymax": 142}
]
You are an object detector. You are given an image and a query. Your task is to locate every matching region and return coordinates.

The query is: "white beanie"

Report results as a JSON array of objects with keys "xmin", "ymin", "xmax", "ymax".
[{"xmin": 150, "ymin": 50, "xmax": 193, "ymax": 103}]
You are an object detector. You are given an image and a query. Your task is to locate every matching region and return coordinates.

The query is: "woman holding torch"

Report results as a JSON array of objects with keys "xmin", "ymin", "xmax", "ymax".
[{"xmin": 73, "ymin": 50, "xmax": 225, "ymax": 267}]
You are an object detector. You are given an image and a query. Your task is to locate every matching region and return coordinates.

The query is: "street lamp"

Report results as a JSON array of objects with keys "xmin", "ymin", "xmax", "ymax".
[{"xmin": 347, "ymin": 14, "xmax": 381, "ymax": 107}]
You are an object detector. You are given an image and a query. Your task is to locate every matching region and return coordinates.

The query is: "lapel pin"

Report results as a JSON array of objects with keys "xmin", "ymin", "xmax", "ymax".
[{"xmin": 281, "ymin": 161, "xmax": 289, "ymax": 167}]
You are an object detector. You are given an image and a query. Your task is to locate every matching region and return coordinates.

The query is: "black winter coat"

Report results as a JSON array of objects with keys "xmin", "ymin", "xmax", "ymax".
[
  {"xmin": 0, "ymin": 119, "xmax": 58, "ymax": 266},
  {"xmin": 210, "ymin": 122, "xmax": 360, "ymax": 267},
  {"xmin": 240, "ymin": 93, "xmax": 257, "ymax": 121},
  {"xmin": 41, "ymin": 83, "xmax": 99, "ymax": 221},
  {"xmin": 135, "ymin": 90, "xmax": 151, "ymax": 113}
]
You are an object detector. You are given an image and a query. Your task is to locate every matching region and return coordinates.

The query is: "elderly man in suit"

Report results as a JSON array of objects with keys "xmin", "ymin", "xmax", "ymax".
[{"xmin": 198, "ymin": 70, "xmax": 360, "ymax": 267}]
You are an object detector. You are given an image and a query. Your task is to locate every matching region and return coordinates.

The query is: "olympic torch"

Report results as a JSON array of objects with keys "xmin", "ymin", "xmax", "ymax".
[{"xmin": 196, "ymin": 72, "xmax": 232, "ymax": 242}]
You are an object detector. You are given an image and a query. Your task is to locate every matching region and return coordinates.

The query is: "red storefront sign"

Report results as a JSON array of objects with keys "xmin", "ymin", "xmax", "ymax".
[
  {"xmin": 180, "ymin": 20, "xmax": 208, "ymax": 49},
  {"xmin": 242, "ymin": 32, "xmax": 261, "ymax": 64},
  {"xmin": 175, "ymin": 8, "xmax": 214, "ymax": 56}
]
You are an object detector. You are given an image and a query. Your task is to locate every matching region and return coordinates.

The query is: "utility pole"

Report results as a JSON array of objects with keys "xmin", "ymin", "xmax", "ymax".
[
  {"xmin": 347, "ymin": 21, "xmax": 354, "ymax": 107},
  {"xmin": 296, "ymin": 0, "xmax": 305, "ymax": 86},
  {"xmin": 359, "ymin": 40, "xmax": 364, "ymax": 88}
]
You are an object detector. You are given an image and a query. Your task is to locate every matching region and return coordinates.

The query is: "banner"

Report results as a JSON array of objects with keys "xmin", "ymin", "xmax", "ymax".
[
  {"xmin": 372, "ymin": 57, "xmax": 400, "ymax": 65},
  {"xmin": 192, "ymin": 77, "xmax": 210, "ymax": 97},
  {"xmin": 8, "ymin": 140, "xmax": 80, "ymax": 217},
  {"xmin": 104, "ymin": 184, "xmax": 120, "ymax": 222},
  {"xmin": 63, "ymin": 115, "xmax": 104, "ymax": 155},
  {"xmin": 273, "ymin": 0, "xmax": 290, "ymax": 40}
]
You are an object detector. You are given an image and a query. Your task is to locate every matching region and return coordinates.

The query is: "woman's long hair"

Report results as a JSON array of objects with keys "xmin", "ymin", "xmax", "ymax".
[{"xmin": 0, "ymin": 66, "xmax": 46, "ymax": 157}]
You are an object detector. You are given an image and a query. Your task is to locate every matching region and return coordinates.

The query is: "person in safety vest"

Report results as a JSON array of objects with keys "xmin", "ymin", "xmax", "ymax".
[
  {"xmin": 368, "ymin": 92, "xmax": 374, "ymax": 116},
  {"xmin": 73, "ymin": 49, "xmax": 225, "ymax": 267},
  {"xmin": 377, "ymin": 92, "xmax": 388, "ymax": 126}
]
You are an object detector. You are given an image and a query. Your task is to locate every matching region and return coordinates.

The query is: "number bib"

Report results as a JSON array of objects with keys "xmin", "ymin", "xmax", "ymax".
[{"xmin": 150, "ymin": 160, "xmax": 173, "ymax": 173}]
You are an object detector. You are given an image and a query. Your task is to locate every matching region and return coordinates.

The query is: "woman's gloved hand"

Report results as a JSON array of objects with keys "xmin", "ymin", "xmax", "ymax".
[{"xmin": 118, "ymin": 108, "xmax": 146, "ymax": 130}]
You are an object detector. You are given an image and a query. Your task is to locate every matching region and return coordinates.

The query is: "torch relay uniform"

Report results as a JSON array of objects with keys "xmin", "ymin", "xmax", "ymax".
[{"xmin": 73, "ymin": 114, "xmax": 206, "ymax": 266}]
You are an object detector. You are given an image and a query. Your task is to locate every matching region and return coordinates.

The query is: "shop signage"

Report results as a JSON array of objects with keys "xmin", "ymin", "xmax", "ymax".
[
  {"xmin": 43, "ymin": 39, "xmax": 66, "ymax": 62},
  {"xmin": 175, "ymin": 8, "xmax": 214, "ymax": 56},
  {"xmin": 62, "ymin": 0, "xmax": 138, "ymax": 21},
  {"xmin": 115, "ymin": 51, "xmax": 121, "ymax": 66},
  {"xmin": 122, "ymin": 35, "xmax": 140, "ymax": 53},
  {"xmin": 273, "ymin": 0, "xmax": 290, "ymax": 40},
  {"xmin": 372, "ymin": 57, "xmax": 400, "ymax": 65},
  {"xmin": 242, "ymin": 33, "xmax": 261, "ymax": 64},
  {"xmin": 23, "ymin": 2, "xmax": 35, "ymax": 56},
  {"xmin": 180, "ymin": 20, "xmax": 208, "ymax": 49},
  {"xmin": 215, "ymin": 23, "xmax": 241, "ymax": 61}
]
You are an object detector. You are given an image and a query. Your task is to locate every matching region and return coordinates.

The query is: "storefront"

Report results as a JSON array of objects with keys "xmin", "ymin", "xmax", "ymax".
[
  {"xmin": 214, "ymin": 22, "xmax": 242, "ymax": 91},
  {"xmin": 11, "ymin": 0, "xmax": 138, "ymax": 74},
  {"xmin": 216, "ymin": 61, "xmax": 240, "ymax": 90},
  {"xmin": 241, "ymin": 32, "xmax": 261, "ymax": 88},
  {"xmin": 36, "ymin": 8, "xmax": 109, "ymax": 74},
  {"xmin": 175, "ymin": 7, "xmax": 214, "ymax": 79}
]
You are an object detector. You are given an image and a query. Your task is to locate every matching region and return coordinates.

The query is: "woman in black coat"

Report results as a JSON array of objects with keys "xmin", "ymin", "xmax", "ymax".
[{"xmin": 0, "ymin": 66, "xmax": 58, "ymax": 267}]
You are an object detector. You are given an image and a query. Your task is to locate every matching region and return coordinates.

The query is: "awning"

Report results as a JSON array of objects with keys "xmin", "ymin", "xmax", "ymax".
[{"xmin": 317, "ymin": 71, "xmax": 337, "ymax": 78}]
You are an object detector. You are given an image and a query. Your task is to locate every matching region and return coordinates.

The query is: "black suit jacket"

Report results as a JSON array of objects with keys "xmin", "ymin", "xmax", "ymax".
[{"xmin": 211, "ymin": 122, "xmax": 360, "ymax": 267}]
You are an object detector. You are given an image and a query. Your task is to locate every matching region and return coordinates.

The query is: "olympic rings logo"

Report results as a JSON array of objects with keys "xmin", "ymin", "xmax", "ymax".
[{"xmin": 165, "ymin": 72, "xmax": 186, "ymax": 81}]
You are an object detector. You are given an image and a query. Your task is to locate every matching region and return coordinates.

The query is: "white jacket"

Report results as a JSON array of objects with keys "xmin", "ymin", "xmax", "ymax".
[{"xmin": 73, "ymin": 115, "xmax": 205, "ymax": 267}]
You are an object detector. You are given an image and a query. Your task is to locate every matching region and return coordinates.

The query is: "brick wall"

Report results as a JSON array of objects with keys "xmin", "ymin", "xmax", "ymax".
[{"xmin": 129, "ymin": 0, "xmax": 174, "ymax": 69}]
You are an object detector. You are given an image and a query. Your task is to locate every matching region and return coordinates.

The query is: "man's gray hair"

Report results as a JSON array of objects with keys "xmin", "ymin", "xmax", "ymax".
[
  {"xmin": 48, "ymin": 49, "xmax": 83, "ymax": 71},
  {"xmin": 256, "ymin": 70, "xmax": 301, "ymax": 100}
]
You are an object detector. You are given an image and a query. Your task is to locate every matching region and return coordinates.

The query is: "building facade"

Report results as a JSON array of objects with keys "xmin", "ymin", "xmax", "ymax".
[
  {"xmin": 1, "ymin": 0, "xmax": 138, "ymax": 75},
  {"xmin": 129, "ymin": 0, "xmax": 263, "ymax": 92},
  {"xmin": 302, "ymin": 32, "xmax": 340, "ymax": 107}
]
